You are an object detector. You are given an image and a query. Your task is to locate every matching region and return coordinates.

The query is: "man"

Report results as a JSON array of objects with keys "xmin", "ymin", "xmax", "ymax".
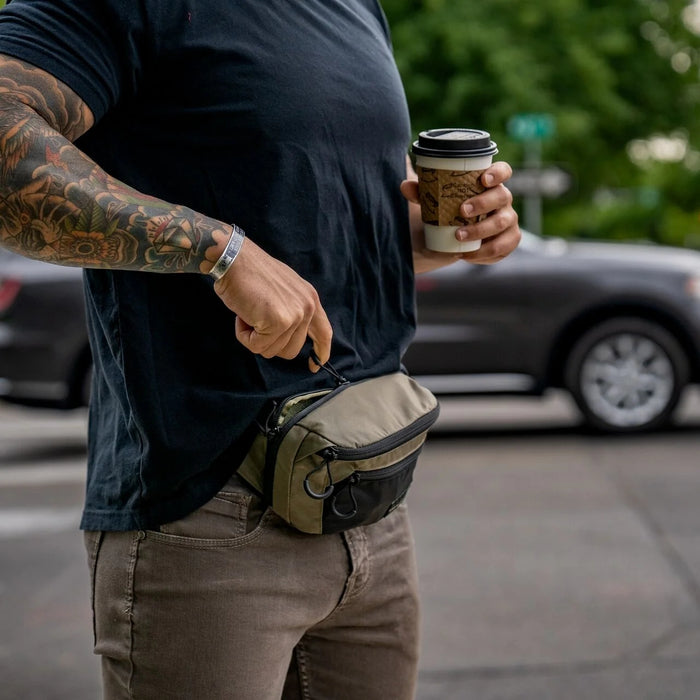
[{"xmin": 0, "ymin": 0, "xmax": 520, "ymax": 697}]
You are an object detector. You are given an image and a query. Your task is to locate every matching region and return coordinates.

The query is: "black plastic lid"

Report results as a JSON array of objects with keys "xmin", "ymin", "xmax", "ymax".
[{"xmin": 412, "ymin": 128, "xmax": 498, "ymax": 158}]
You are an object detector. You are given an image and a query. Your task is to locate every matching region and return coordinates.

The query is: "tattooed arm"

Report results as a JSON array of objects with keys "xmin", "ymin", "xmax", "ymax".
[
  {"xmin": 0, "ymin": 55, "xmax": 332, "ymax": 366},
  {"xmin": 0, "ymin": 56, "xmax": 231, "ymax": 273}
]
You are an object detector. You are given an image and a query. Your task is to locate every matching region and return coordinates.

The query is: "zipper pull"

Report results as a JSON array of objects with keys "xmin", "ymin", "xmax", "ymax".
[
  {"xmin": 260, "ymin": 400, "xmax": 280, "ymax": 436},
  {"xmin": 310, "ymin": 352, "xmax": 348, "ymax": 386},
  {"xmin": 331, "ymin": 473, "xmax": 359, "ymax": 519},
  {"xmin": 321, "ymin": 446, "xmax": 339, "ymax": 462}
]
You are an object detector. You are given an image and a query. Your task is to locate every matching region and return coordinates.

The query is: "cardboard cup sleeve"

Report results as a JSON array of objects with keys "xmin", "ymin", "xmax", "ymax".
[{"xmin": 417, "ymin": 167, "xmax": 487, "ymax": 226}]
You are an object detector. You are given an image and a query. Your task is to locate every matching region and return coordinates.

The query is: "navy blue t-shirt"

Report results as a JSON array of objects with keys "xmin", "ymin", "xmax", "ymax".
[{"xmin": 0, "ymin": 0, "xmax": 415, "ymax": 530}]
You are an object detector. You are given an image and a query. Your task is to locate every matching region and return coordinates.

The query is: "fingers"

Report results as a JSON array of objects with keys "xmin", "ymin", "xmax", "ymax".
[
  {"xmin": 455, "ymin": 184, "xmax": 516, "ymax": 241},
  {"xmin": 453, "ymin": 160, "xmax": 520, "ymax": 263},
  {"xmin": 236, "ymin": 303, "xmax": 332, "ymax": 374},
  {"xmin": 307, "ymin": 302, "xmax": 333, "ymax": 373},
  {"xmin": 236, "ymin": 315, "xmax": 308, "ymax": 360},
  {"xmin": 461, "ymin": 223, "xmax": 521, "ymax": 264},
  {"xmin": 457, "ymin": 207, "xmax": 521, "ymax": 264},
  {"xmin": 233, "ymin": 290, "xmax": 329, "ymax": 364},
  {"xmin": 403, "ymin": 161, "xmax": 514, "ymax": 218},
  {"xmin": 462, "ymin": 178, "xmax": 514, "ymax": 223},
  {"xmin": 400, "ymin": 179, "xmax": 420, "ymax": 204},
  {"xmin": 455, "ymin": 161, "xmax": 514, "ymax": 232},
  {"xmin": 480, "ymin": 160, "xmax": 513, "ymax": 187},
  {"xmin": 235, "ymin": 311, "xmax": 302, "ymax": 360},
  {"xmin": 215, "ymin": 239, "xmax": 333, "ymax": 370}
]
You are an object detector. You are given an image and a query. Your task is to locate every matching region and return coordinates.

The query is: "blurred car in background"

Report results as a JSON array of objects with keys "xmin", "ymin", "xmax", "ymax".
[
  {"xmin": 2, "ymin": 231, "xmax": 700, "ymax": 432},
  {"xmin": 0, "ymin": 247, "xmax": 91, "ymax": 409},
  {"xmin": 404, "ymin": 231, "xmax": 700, "ymax": 432}
]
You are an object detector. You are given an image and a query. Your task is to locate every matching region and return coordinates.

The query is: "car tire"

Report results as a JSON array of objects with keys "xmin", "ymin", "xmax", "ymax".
[{"xmin": 564, "ymin": 317, "xmax": 689, "ymax": 433}]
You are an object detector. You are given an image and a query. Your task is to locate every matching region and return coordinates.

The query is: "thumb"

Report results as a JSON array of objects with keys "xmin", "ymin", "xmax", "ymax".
[{"xmin": 400, "ymin": 179, "xmax": 420, "ymax": 204}]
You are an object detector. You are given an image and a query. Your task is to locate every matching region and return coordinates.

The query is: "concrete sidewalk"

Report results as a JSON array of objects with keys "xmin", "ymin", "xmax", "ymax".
[
  {"xmin": 2, "ymin": 394, "xmax": 700, "ymax": 699},
  {"xmin": 410, "ymin": 393, "xmax": 700, "ymax": 700}
]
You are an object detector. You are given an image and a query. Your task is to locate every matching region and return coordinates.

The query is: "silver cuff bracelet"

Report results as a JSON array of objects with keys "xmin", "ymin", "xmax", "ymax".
[{"xmin": 208, "ymin": 224, "xmax": 246, "ymax": 280}]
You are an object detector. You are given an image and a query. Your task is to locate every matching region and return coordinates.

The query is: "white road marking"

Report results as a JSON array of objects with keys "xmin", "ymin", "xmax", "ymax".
[
  {"xmin": 0, "ymin": 465, "xmax": 86, "ymax": 487},
  {"xmin": 0, "ymin": 508, "xmax": 82, "ymax": 538}
]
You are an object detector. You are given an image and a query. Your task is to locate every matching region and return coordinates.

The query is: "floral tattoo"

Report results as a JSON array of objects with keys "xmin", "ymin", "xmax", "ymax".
[{"xmin": 0, "ymin": 56, "xmax": 226, "ymax": 273}]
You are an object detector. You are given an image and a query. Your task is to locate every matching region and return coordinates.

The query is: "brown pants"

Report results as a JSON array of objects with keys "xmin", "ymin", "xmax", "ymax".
[{"xmin": 84, "ymin": 475, "xmax": 420, "ymax": 699}]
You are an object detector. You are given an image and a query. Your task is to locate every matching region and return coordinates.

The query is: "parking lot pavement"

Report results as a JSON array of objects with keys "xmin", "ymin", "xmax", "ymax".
[{"xmin": 2, "ymin": 390, "xmax": 700, "ymax": 699}]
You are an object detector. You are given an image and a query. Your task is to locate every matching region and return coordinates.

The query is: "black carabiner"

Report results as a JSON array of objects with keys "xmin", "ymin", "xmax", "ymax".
[
  {"xmin": 331, "ymin": 474, "xmax": 359, "ymax": 519},
  {"xmin": 303, "ymin": 459, "xmax": 335, "ymax": 500}
]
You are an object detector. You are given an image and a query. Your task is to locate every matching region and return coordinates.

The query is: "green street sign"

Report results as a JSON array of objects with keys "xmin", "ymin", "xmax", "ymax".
[{"xmin": 507, "ymin": 113, "xmax": 556, "ymax": 142}]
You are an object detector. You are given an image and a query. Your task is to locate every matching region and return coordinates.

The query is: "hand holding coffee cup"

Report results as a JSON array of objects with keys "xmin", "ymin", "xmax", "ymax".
[{"xmin": 412, "ymin": 128, "xmax": 498, "ymax": 253}]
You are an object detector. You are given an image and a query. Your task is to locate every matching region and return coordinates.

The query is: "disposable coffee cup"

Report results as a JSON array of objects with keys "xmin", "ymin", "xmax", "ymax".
[{"xmin": 412, "ymin": 128, "xmax": 498, "ymax": 253}]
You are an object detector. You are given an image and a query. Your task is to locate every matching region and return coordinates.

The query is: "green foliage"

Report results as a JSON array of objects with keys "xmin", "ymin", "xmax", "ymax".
[{"xmin": 382, "ymin": 0, "xmax": 700, "ymax": 244}]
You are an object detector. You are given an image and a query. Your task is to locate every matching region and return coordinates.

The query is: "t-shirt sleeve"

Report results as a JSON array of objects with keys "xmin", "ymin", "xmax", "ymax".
[
  {"xmin": 0, "ymin": 0, "xmax": 149, "ymax": 122},
  {"xmin": 368, "ymin": 0, "xmax": 394, "ymax": 48}
]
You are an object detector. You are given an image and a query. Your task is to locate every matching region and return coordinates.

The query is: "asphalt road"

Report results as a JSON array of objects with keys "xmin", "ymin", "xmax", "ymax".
[{"xmin": 1, "ymin": 390, "xmax": 700, "ymax": 700}]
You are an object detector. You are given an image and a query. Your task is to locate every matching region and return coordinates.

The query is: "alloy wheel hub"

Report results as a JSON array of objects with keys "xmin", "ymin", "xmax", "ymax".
[{"xmin": 580, "ymin": 333, "xmax": 673, "ymax": 427}]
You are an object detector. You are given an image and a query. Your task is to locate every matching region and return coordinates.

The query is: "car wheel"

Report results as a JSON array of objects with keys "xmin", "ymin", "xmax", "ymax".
[{"xmin": 564, "ymin": 317, "xmax": 689, "ymax": 432}]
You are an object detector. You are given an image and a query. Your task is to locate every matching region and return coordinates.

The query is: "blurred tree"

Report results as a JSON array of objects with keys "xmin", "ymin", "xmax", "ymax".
[{"xmin": 382, "ymin": 0, "xmax": 700, "ymax": 245}]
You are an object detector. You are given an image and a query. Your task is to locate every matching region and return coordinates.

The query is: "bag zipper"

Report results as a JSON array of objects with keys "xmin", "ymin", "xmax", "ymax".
[
  {"xmin": 345, "ymin": 447, "xmax": 423, "ymax": 481},
  {"xmin": 264, "ymin": 381, "xmax": 351, "ymax": 485},
  {"xmin": 303, "ymin": 406, "xmax": 438, "ymax": 501},
  {"xmin": 264, "ymin": 387, "xmax": 334, "ymax": 433},
  {"xmin": 329, "ymin": 448, "xmax": 423, "ymax": 519},
  {"xmin": 262, "ymin": 356, "xmax": 350, "ymax": 434},
  {"xmin": 318, "ymin": 403, "xmax": 440, "ymax": 463}
]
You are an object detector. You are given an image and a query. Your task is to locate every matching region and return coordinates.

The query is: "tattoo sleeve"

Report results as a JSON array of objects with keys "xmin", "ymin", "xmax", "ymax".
[{"xmin": 0, "ymin": 55, "xmax": 228, "ymax": 273}]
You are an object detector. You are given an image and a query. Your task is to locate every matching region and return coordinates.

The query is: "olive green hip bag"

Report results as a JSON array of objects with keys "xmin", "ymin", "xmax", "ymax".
[{"xmin": 237, "ymin": 367, "xmax": 440, "ymax": 535}]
